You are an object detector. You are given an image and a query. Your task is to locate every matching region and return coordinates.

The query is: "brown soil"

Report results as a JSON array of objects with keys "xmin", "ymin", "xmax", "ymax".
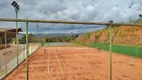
[
  {"xmin": 4, "ymin": 46, "xmax": 142, "ymax": 80},
  {"xmin": 113, "ymin": 26, "xmax": 142, "ymax": 45},
  {"xmin": 76, "ymin": 26, "xmax": 142, "ymax": 45}
]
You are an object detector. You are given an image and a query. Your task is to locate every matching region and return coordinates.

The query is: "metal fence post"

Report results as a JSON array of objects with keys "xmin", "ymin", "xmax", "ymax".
[
  {"xmin": 0, "ymin": 60, "xmax": 1, "ymax": 69},
  {"xmin": 26, "ymin": 21, "xmax": 29, "ymax": 80},
  {"xmin": 32, "ymin": 46, "xmax": 33, "ymax": 53},
  {"xmin": 4, "ymin": 32, "xmax": 7, "ymax": 74},
  {"xmin": 23, "ymin": 44, "xmax": 25, "ymax": 60},
  {"xmin": 109, "ymin": 22, "xmax": 113, "ymax": 80}
]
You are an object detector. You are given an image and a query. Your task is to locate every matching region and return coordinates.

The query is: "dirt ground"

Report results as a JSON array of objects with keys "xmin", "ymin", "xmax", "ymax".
[{"xmin": 4, "ymin": 46, "xmax": 142, "ymax": 80}]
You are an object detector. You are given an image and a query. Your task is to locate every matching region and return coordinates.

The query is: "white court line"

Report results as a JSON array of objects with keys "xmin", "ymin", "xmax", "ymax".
[
  {"xmin": 72, "ymin": 50, "xmax": 99, "ymax": 69},
  {"xmin": 47, "ymin": 70, "xmax": 86, "ymax": 74},
  {"xmin": 74, "ymin": 53, "xmax": 83, "ymax": 61},
  {"xmin": 48, "ymin": 49, "xmax": 50, "ymax": 74},
  {"xmin": 72, "ymin": 50, "xmax": 84, "ymax": 61},
  {"xmin": 55, "ymin": 50, "xmax": 64, "ymax": 73}
]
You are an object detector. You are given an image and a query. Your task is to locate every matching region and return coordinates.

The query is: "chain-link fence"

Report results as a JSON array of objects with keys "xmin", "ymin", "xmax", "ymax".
[
  {"xmin": 85, "ymin": 26, "xmax": 142, "ymax": 80},
  {"xmin": 0, "ymin": 21, "xmax": 41, "ymax": 79},
  {"xmin": 0, "ymin": 18, "xmax": 142, "ymax": 80}
]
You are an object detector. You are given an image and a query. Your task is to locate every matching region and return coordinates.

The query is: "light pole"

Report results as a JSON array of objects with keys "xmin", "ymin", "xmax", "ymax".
[{"xmin": 11, "ymin": 1, "xmax": 20, "ymax": 65}]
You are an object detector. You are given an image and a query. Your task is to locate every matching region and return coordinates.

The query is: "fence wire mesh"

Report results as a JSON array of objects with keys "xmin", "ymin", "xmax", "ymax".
[
  {"xmin": 88, "ymin": 26, "xmax": 142, "ymax": 80},
  {"xmin": 0, "ymin": 21, "xmax": 41, "ymax": 79},
  {"xmin": 0, "ymin": 19, "xmax": 142, "ymax": 80}
]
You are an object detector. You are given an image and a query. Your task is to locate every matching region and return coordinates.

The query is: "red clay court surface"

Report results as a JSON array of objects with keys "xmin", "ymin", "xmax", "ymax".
[{"xmin": 5, "ymin": 46, "xmax": 142, "ymax": 80}]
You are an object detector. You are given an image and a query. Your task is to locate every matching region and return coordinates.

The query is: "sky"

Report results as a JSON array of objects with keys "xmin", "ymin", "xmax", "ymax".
[{"xmin": 0, "ymin": 0, "xmax": 142, "ymax": 34}]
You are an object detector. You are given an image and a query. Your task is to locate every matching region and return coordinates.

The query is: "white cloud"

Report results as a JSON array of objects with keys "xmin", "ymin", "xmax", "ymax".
[
  {"xmin": 0, "ymin": 0, "xmax": 142, "ymax": 34},
  {"xmin": 1, "ymin": 0, "xmax": 142, "ymax": 21}
]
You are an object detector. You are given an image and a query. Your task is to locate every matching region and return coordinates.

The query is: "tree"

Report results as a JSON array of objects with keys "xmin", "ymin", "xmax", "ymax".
[{"xmin": 19, "ymin": 34, "xmax": 34, "ymax": 44}]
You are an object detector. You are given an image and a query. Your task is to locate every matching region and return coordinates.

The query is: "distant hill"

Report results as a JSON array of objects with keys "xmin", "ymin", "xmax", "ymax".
[{"xmin": 31, "ymin": 33, "xmax": 82, "ymax": 37}]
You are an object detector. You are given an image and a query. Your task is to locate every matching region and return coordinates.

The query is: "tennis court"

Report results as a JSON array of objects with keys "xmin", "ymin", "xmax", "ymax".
[{"xmin": 4, "ymin": 45, "xmax": 142, "ymax": 80}]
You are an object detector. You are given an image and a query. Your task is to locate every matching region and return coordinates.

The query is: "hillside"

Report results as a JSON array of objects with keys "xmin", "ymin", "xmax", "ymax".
[{"xmin": 75, "ymin": 26, "xmax": 142, "ymax": 46}]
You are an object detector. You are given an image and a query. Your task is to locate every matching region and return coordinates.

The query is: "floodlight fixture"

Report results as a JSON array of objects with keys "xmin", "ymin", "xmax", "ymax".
[
  {"xmin": 11, "ymin": 1, "xmax": 20, "ymax": 11},
  {"xmin": 139, "ymin": 14, "xmax": 142, "ymax": 18}
]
